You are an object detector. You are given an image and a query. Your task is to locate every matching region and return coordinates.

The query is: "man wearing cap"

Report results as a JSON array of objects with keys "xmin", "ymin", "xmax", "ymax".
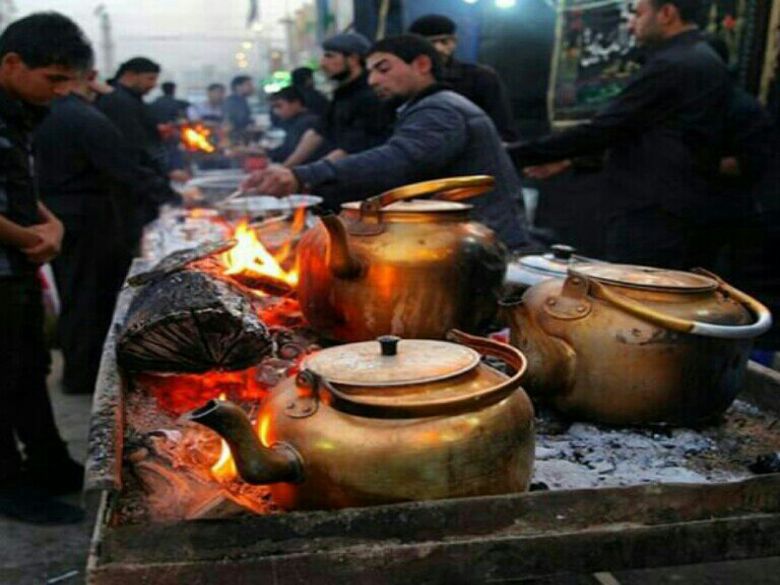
[
  {"xmin": 409, "ymin": 14, "xmax": 517, "ymax": 142},
  {"xmin": 244, "ymin": 35, "xmax": 528, "ymax": 250},
  {"xmin": 282, "ymin": 32, "xmax": 393, "ymax": 167}
]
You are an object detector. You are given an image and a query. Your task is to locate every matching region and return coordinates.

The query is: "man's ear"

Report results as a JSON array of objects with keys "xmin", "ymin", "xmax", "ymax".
[
  {"xmin": 657, "ymin": 3, "xmax": 679, "ymax": 25},
  {"xmin": 413, "ymin": 54, "xmax": 433, "ymax": 75},
  {"xmin": 0, "ymin": 52, "xmax": 23, "ymax": 72}
]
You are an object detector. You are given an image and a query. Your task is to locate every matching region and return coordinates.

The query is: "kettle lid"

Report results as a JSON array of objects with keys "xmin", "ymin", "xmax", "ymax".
[
  {"xmin": 341, "ymin": 199, "xmax": 472, "ymax": 213},
  {"xmin": 301, "ymin": 335, "xmax": 481, "ymax": 387},
  {"xmin": 570, "ymin": 264, "xmax": 718, "ymax": 292}
]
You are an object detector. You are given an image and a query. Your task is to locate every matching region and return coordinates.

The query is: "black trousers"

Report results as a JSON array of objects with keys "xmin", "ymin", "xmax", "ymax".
[
  {"xmin": 51, "ymin": 221, "xmax": 131, "ymax": 395},
  {"xmin": 0, "ymin": 273, "xmax": 67, "ymax": 477}
]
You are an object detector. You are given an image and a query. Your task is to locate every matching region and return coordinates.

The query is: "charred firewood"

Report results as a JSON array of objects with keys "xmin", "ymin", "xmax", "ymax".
[
  {"xmin": 126, "ymin": 239, "xmax": 236, "ymax": 287},
  {"xmin": 117, "ymin": 268, "xmax": 272, "ymax": 373}
]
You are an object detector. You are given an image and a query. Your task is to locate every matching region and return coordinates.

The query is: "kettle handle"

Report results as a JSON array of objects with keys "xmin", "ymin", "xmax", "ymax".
[
  {"xmin": 363, "ymin": 175, "xmax": 495, "ymax": 213},
  {"xmin": 584, "ymin": 270, "xmax": 772, "ymax": 339},
  {"xmin": 314, "ymin": 329, "xmax": 527, "ymax": 417}
]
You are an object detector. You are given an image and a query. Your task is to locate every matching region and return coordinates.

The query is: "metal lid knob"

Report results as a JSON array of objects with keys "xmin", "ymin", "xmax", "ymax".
[
  {"xmin": 377, "ymin": 335, "xmax": 401, "ymax": 356},
  {"xmin": 551, "ymin": 244, "xmax": 576, "ymax": 261}
]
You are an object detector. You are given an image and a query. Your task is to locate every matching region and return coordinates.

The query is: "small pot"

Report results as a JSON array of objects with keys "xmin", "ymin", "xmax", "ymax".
[
  {"xmin": 188, "ymin": 330, "xmax": 534, "ymax": 510},
  {"xmin": 500, "ymin": 264, "xmax": 772, "ymax": 425}
]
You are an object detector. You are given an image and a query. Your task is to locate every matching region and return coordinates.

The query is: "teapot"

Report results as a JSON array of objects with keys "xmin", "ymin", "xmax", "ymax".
[
  {"xmin": 295, "ymin": 176, "xmax": 507, "ymax": 342},
  {"xmin": 500, "ymin": 265, "xmax": 772, "ymax": 425},
  {"xmin": 188, "ymin": 330, "xmax": 534, "ymax": 510}
]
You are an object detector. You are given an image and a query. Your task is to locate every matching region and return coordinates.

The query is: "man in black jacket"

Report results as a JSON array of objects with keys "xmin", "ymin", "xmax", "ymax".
[
  {"xmin": 409, "ymin": 14, "xmax": 518, "ymax": 142},
  {"xmin": 282, "ymin": 33, "xmax": 393, "ymax": 167},
  {"xmin": 36, "ymin": 64, "xmax": 170, "ymax": 397},
  {"xmin": 98, "ymin": 57, "xmax": 178, "ymax": 234},
  {"xmin": 511, "ymin": 0, "xmax": 731, "ymax": 269},
  {"xmin": 0, "ymin": 12, "xmax": 90, "ymax": 524}
]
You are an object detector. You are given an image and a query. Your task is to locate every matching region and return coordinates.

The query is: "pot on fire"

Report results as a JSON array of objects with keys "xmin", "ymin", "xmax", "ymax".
[
  {"xmin": 188, "ymin": 330, "xmax": 534, "ymax": 510},
  {"xmin": 500, "ymin": 264, "xmax": 772, "ymax": 425},
  {"xmin": 296, "ymin": 176, "xmax": 507, "ymax": 342}
]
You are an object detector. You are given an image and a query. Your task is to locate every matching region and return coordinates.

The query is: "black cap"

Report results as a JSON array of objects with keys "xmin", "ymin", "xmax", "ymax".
[
  {"xmin": 408, "ymin": 14, "xmax": 457, "ymax": 37},
  {"xmin": 322, "ymin": 32, "xmax": 371, "ymax": 57}
]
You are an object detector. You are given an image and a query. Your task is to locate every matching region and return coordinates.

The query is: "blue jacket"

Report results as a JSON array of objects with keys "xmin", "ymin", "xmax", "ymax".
[{"xmin": 294, "ymin": 86, "xmax": 528, "ymax": 248}]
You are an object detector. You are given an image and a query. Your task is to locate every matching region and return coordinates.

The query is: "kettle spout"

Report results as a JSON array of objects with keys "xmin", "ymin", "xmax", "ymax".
[
  {"xmin": 187, "ymin": 399, "xmax": 302, "ymax": 485},
  {"xmin": 320, "ymin": 213, "xmax": 361, "ymax": 279}
]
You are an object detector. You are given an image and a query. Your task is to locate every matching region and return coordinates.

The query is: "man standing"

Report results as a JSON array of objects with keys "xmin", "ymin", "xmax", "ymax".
[
  {"xmin": 36, "ymin": 64, "xmax": 171, "ymax": 398},
  {"xmin": 511, "ymin": 0, "xmax": 731, "ymax": 269},
  {"xmin": 188, "ymin": 82, "xmax": 226, "ymax": 125},
  {"xmin": 150, "ymin": 81, "xmax": 189, "ymax": 124},
  {"xmin": 282, "ymin": 32, "xmax": 393, "ymax": 167},
  {"xmin": 244, "ymin": 35, "xmax": 528, "ymax": 250},
  {"xmin": 409, "ymin": 14, "xmax": 518, "ymax": 142},
  {"xmin": 98, "ymin": 57, "xmax": 178, "ymax": 239},
  {"xmin": 224, "ymin": 75, "xmax": 255, "ymax": 144},
  {"xmin": 0, "ymin": 12, "xmax": 91, "ymax": 524},
  {"xmin": 266, "ymin": 86, "xmax": 323, "ymax": 163}
]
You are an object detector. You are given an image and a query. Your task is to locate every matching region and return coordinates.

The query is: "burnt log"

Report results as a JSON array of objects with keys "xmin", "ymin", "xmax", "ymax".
[{"xmin": 117, "ymin": 268, "xmax": 272, "ymax": 373}]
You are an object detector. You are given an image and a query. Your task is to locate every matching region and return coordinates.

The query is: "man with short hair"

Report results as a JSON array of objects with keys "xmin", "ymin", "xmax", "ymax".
[
  {"xmin": 409, "ymin": 14, "xmax": 518, "ymax": 142},
  {"xmin": 282, "ymin": 32, "xmax": 393, "ymax": 167},
  {"xmin": 291, "ymin": 66, "xmax": 329, "ymax": 117},
  {"xmin": 267, "ymin": 86, "xmax": 322, "ymax": 163},
  {"xmin": 150, "ymin": 80, "xmax": 189, "ymax": 124},
  {"xmin": 0, "ymin": 11, "xmax": 91, "ymax": 524},
  {"xmin": 511, "ymin": 0, "xmax": 731, "ymax": 269},
  {"xmin": 245, "ymin": 34, "xmax": 528, "ymax": 249},
  {"xmin": 224, "ymin": 75, "xmax": 254, "ymax": 143},
  {"xmin": 98, "ymin": 57, "xmax": 178, "ymax": 234},
  {"xmin": 188, "ymin": 82, "xmax": 226, "ymax": 124}
]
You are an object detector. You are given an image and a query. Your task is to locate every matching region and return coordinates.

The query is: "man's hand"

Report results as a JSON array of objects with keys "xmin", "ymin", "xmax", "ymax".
[
  {"xmin": 241, "ymin": 165, "xmax": 300, "ymax": 197},
  {"xmin": 23, "ymin": 217, "xmax": 64, "ymax": 264},
  {"xmin": 523, "ymin": 159, "xmax": 572, "ymax": 180},
  {"xmin": 169, "ymin": 169, "xmax": 191, "ymax": 183}
]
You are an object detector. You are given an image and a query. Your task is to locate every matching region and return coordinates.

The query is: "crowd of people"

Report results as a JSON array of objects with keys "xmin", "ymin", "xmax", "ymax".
[{"xmin": 0, "ymin": 0, "xmax": 777, "ymax": 525}]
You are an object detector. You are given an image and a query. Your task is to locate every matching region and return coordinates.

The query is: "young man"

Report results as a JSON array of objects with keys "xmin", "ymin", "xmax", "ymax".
[
  {"xmin": 282, "ymin": 32, "xmax": 393, "ymax": 167},
  {"xmin": 511, "ymin": 0, "xmax": 731, "ymax": 269},
  {"xmin": 244, "ymin": 35, "xmax": 528, "ymax": 250},
  {"xmin": 188, "ymin": 82, "xmax": 226, "ymax": 125},
  {"xmin": 0, "ymin": 12, "xmax": 92, "ymax": 524},
  {"xmin": 36, "ymin": 62, "xmax": 170, "ymax": 398},
  {"xmin": 409, "ymin": 14, "xmax": 518, "ymax": 142},
  {"xmin": 98, "ymin": 57, "xmax": 178, "ymax": 239},
  {"xmin": 291, "ymin": 66, "xmax": 329, "ymax": 117},
  {"xmin": 267, "ymin": 86, "xmax": 322, "ymax": 163},
  {"xmin": 224, "ymin": 75, "xmax": 255, "ymax": 144}
]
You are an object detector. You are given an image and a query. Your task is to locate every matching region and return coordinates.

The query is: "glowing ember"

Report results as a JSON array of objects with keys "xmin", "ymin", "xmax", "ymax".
[
  {"xmin": 221, "ymin": 220, "xmax": 299, "ymax": 294},
  {"xmin": 181, "ymin": 124, "xmax": 216, "ymax": 153}
]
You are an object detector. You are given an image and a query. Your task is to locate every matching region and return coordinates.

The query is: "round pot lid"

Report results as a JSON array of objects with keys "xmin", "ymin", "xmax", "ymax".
[
  {"xmin": 301, "ymin": 336, "xmax": 481, "ymax": 387},
  {"xmin": 341, "ymin": 200, "xmax": 471, "ymax": 213},
  {"xmin": 570, "ymin": 264, "xmax": 718, "ymax": 292}
]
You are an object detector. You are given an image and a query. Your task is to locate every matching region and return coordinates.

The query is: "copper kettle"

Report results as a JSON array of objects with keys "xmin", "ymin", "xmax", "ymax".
[
  {"xmin": 187, "ymin": 330, "xmax": 534, "ymax": 510},
  {"xmin": 501, "ymin": 264, "xmax": 772, "ymax": 425},
  {"xmin": 295, "ymin": 176, "xmax": 507, "ymax": 342}
]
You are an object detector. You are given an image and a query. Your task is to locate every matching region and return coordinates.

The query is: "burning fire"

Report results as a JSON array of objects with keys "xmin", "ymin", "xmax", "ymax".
[
  {"xmin": 221, "ymin": 219, "xmax": 299, "ymax": 294},
  {"xmin": 181, "ymin": 123, "xmax": 216, "ymax": 153}
]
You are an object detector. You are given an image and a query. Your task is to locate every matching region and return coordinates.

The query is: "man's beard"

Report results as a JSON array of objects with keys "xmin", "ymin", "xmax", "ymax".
[{"xmin": 330, "ymin": 65, "xmax": 351, "ymax": 82}]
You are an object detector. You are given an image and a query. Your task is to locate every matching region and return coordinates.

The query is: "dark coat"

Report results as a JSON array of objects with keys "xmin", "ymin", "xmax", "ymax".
[{"xmin": 294, "ymin": 85, "xmax": 528, "ymax": 249}]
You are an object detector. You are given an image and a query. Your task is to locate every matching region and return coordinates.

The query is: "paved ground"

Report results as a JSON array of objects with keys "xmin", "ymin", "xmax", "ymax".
[{"xmin": 1, "ymin": 351, "xmax": 778, "ymax": 584}]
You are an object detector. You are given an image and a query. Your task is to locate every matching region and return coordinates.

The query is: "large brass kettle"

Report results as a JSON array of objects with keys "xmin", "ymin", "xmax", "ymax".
[
  {"xmin": 188, "ymin": 330, "xmax": 534, "ymax": 510},
  {"xmin": 296, "ymin": 176, "xmax": 507, "ymax": 342},
  {"xmin": 501, "ymin": 265, "xmax": 772, "ymax": 425}
]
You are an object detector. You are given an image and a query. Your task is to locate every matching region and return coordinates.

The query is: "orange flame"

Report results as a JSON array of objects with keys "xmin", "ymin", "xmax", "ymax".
[
  {"xmin": 181, "ymin": 124, "xmax": 216, "ymax": 153},
  {"xmin": 210, "ymin": 394, "xmax": 238, "ymax": 481},
  {"xmin": 221, "ymin": 220, "xmax": 299, "ymax": 293}
]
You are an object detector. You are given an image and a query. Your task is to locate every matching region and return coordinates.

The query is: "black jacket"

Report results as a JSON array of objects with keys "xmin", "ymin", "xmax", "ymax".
[
  {"xmin": 97, "ymin": 84, "xmax": 176, "ymax": 222},
  {"xmin": 0, "ymin": 89, "xmax": 46, "ymax": 276},
  {"xmin": 35, "ymin": 94, "xmax": 169, "ymax": 241},
  {"xmin": 511, "ymin": 29, "xmax": 731, "ymax": 221},
  {"xmin": 442, "ymin": 58, "xmax": 518, "ymax": 142},
  {"xmin": 320, "ymin": 72, "xmax": 393, "ymax": 154}
]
